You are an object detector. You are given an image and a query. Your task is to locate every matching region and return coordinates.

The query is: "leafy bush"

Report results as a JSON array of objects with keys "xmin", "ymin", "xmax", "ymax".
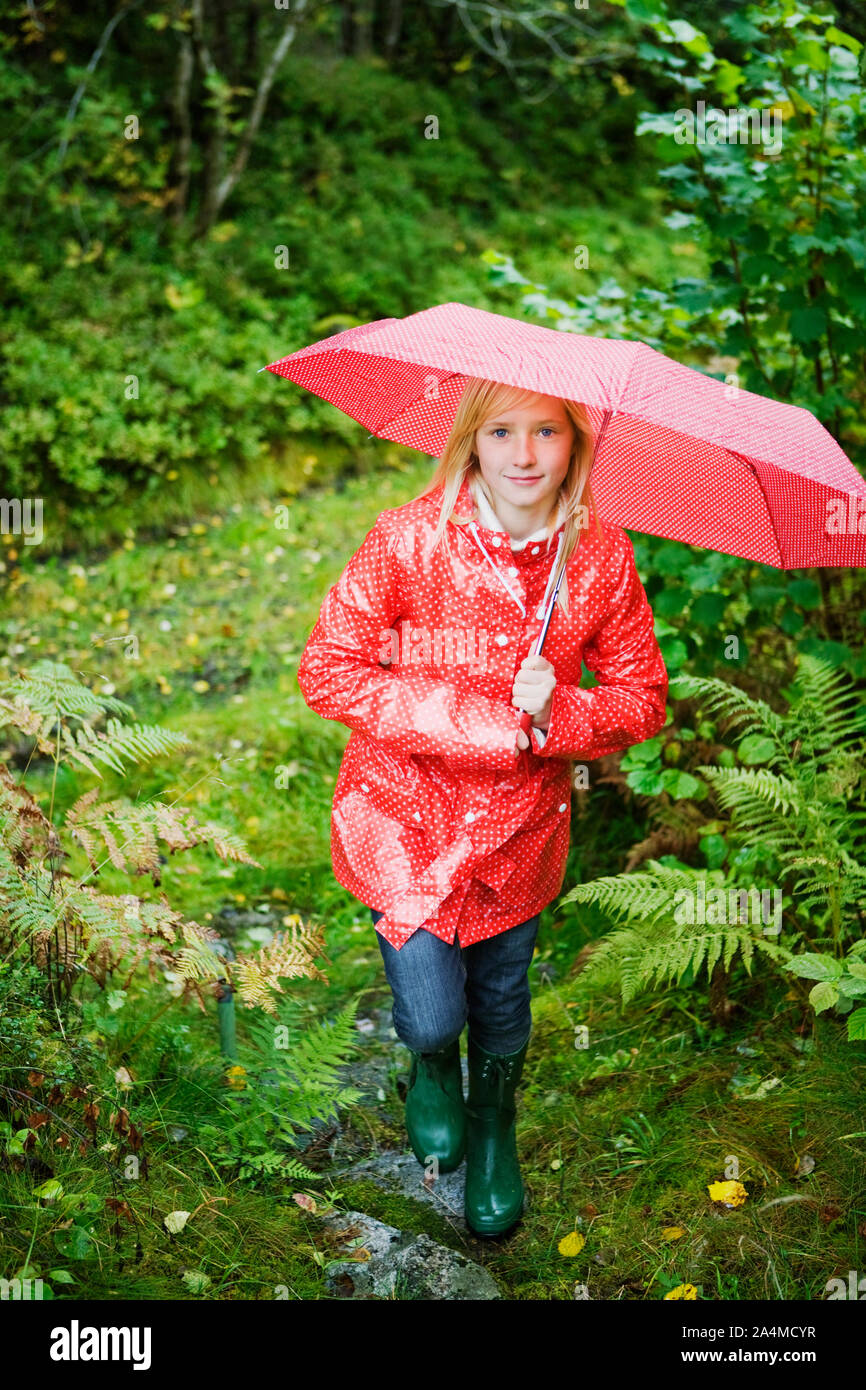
[
  {"xmin": 199, "ymin": 996, "xmax": 364, "ymax": 1185},
  {"xmin": 563, "ymin": 655, "xmax": 866, "ymax": 1040},
  {"xmin": 0, "ymin": 658, "xmax": 326, "ymax": 1013}
]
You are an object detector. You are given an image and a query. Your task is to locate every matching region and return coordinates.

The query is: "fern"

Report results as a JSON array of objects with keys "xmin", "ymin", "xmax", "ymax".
[
  {"xmin": 0, "ymin": 663, "xmax": 321, "ymax": 1012},
  {"xmin": 229, "ymin": 1151, "xmax": 320, "ymax": 1183},
  {"xmin": 699, "ymin": 766, "xmax": 802, "ymax": 818},
  {"xmin": 202, "ymin": 996, "xmax": 366, "ymax": 1185},
  {"xmin": 230, "ymin": 920, "xmax": 330, "ymax": 1013},
  {"xmin": 563, "ymin": 654, "xmax": 866, "ymax": 1025},
  {"xmin": 59, "ymin": 718, "xmax": 191, "ymax": 778},
  {"xmin": 65, "ymin": 794, "xmax": 262, "ymax": 879},
  {"xmin": 565, "ymin": 860, "xmax": 698, "ymax": 923},
  {"xmin": 671, "ymin": 671, "xmax": 784, "ymax": 743},
  {"xmin": 565, "ymin": 861, "xmax": 789, "ymax": 1005},
  {"xmin": 1, "ymin": 659, "xmax": 136, "ymax": 722}
]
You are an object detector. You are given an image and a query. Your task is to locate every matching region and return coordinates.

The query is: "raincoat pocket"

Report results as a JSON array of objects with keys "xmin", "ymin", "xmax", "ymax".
[
  {"xmin": 475, "ymin": 851, "xmax": 518, "ymax": 893},
  {"xmin": 342, "ymin": 736, "xmax": 421, "ymax": 820}
]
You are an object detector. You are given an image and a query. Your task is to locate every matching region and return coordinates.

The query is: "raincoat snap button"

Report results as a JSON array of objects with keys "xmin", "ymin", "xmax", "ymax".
[
  {"xmin": 361, "ymin": 783, "xmax": 370, "ymax": 792},
  {"xmin": 507, "ymin": 566, "xmax": 518, "ymax": 577},
  {"xmin": 495, "ymin": 633, "xmax": 508, "ymax": 646},
  {"xmin": 531, "ymin": 545, "xmax": 540, "ymax": 554},
  {"xmin": 413, "ymin": 812, "xmax": 422, "ymax": 822},
  {"xmin": 490, "ymin": 536, "xmax": 502, "ymax": 547},
  {"xmin": 558, "ymin": 802, "xmax": 568, "ymax": 812},
  {"xmin": 464, "ymin": 811, "xmax": 476, "ymax": 823}
]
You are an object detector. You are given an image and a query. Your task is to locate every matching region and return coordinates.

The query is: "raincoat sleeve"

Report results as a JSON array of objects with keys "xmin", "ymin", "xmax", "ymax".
[
  {"xmin": 297, "ymin": 516, "xmax": 523, "ymax": 769},
  {"xmin": 528, "ymin": 532, "xmax": 668, "ymax": 760}
]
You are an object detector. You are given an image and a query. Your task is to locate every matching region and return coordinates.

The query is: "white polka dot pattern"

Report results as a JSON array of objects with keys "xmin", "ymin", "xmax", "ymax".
[
  {"xmin": 265, "ymin": 300, "xmax": 866, "ymax": 569},
  {"xmin": 296, "ymin": 472, "xmax": 669, "ymax": 950},
  {"xmin": 277, "ymin": 297, "xmax": 866, "ymax": 950}
]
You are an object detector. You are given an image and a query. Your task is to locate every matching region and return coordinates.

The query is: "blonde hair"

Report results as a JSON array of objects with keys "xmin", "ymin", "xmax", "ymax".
[{"xmin": 416, "ymin": 377, "xmax": 604, "ymax": 616}]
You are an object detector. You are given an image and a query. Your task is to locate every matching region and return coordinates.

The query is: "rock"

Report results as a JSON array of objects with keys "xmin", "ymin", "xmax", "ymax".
[
  {"xmin": 320, "ymin": 1210, "xmax": 500, "ymax": 1300},
  {"xmin": 383, "ymin": 1233, "xmax": 500, "ymax": 1300},
  {"xmin": 210, "ymin": 905, "xmax": 280, "ymax": 936},
  {"xmin": 341, "ymin": 1149, "xmax": 467, "ymax": 1224}
]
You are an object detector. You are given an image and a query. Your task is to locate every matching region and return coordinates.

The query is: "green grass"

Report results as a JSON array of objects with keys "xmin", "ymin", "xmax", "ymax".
[{"xmin": 2, "ymin": 457, "xmax": 864, "ymax": 1302}]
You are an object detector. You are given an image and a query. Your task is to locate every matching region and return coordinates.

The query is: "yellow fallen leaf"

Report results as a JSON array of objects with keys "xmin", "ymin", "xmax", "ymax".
[
  {"xmin": 707, "ymin": 1180, "xmax": 748, "ymax": 1208},
  {"xmin": 661, "ymin": 1226, "xmax": 686, "ymax": 1241},
  {"xmin": 292, "ymin": 1193, "xmax": 317, "ymax": 1213},
  {"xmin": 558, "ymin": 1230, "xmax": 585, "ymax": 1257},
  {"xmin": 664, "ymin": 1283, "xmax": 698, "ymax": 1300}
]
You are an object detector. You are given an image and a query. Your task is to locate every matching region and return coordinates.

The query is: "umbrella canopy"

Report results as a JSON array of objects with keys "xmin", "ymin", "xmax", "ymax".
[{"xmin": 261, "ymin": 301, "xmax": 866, "ymax": 569}]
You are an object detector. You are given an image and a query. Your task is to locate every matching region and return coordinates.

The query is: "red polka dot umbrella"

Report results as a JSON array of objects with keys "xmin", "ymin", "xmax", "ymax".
[{"xmin": 260, "ymin": 300, "xmax": 866, "ymax": 569}]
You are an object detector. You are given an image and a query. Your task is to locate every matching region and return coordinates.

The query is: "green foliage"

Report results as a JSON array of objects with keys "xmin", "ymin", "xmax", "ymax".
[
  {"xmin": 199, "ymin": 995, "xmax": 365, "ymax": 1184},
  {"xmin": 0, "ymin": 658, "xmax": 323, "ymax": 1012},
  {"xmin": 677, "ymin": 655, "xmax": 866, "ymax": 946},
  {"xmin": 0, "ymin": 37, "xmax": 645, "ymax": 539},
  {"xmin": 624, "ymin": 0, "xmax": 866, "ymax": 446},
  {"xmin": 620, "ymin": 731, "xmax": 708, "ymax": 800},
  {"xmin": 564, "ymin": 654, "xmax": 866, "ymax": 1038},
  {"xmin": 564, "ymin": 858, "xmax": 788, "ymax": 1005},
  {"xmin": 784, "ymin": 946, "xmax": 866, "ymax": 1030}
]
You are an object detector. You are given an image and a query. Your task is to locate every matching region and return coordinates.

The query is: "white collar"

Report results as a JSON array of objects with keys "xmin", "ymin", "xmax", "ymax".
[{"xmin": 470, "ymin": 475, "xmax": 564, "ymax": 551}]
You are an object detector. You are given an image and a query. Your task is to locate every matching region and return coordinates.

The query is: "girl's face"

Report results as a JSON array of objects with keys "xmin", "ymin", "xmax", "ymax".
[{"xmin": 474, "ymin": 395, "xmax": 573, "ymax": 521}]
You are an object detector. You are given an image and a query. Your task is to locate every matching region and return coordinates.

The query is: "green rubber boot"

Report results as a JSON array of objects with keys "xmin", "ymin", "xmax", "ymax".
[
  {"xmin": 404, "ymin": 1037, "xmax": 466, "ymax": 1173},
  {"xmin": 464, "ymin": 1033, "xmax": 530, "ymax": 1237}
]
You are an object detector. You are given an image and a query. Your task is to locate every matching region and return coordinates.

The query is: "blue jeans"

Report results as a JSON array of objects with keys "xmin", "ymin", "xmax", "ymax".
[{"xmin": 370, "ymin": 908, "xmax": 539, "ymax": 1055}]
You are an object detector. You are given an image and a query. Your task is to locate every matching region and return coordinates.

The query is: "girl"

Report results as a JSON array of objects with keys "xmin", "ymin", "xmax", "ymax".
[{"xmin": 296, "ymin": 377, "xmax": 668, "ymax": 1237}]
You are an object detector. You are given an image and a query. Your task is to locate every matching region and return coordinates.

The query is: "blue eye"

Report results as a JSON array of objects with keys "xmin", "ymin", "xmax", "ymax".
[{"xmin": 489, "ymin": 426, "xmax": 556, "ymax": 438}]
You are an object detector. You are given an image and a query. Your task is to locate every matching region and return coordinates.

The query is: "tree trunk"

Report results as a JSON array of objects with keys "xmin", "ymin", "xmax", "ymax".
[
  {"xmin": 352, "ymin": 0, "xmax": 374, "ymax": 56},
  {"xmin": 341, "ymin": 0, "xmax": 358, "ymax": 55},
  {"xmin": 192, "ymin": 0, "xmax": 308, "ymax": 239},
  {"xmin": 189, "ymin": 0, "xmax": 229, "ymax": 239},
  {"xmin": 382, "ymin": 0, "xmax": 402, "ymax": 57},
  {"xmin": 166, "ymin": 10, "xmax": 194, "ymax": 227},
  {"xmin": 708, "ymin": 961, "xmax": 736, "ymax": 1029},
  {"xmin": 244, "ymin": 0, "xmax": 259, "ymax": 71},
  {"xmin": 211, "ymin": 0, "xmax": 232, "ymax": 77}
]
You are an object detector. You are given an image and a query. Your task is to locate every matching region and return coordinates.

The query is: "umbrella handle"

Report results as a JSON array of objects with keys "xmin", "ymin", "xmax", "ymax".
[
  {"xmin": 515, "ymin": 708, "xmax": 533, "ymax": 756},
  {"xmin": 514, "ymin": 539, "xmax": 566, "ymax": 753}
]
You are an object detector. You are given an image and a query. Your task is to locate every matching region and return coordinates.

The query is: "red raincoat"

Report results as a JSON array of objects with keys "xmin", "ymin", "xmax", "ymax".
[{"xmin": 296, "ymin": 472, "xmax": 668, "ymax": 949}]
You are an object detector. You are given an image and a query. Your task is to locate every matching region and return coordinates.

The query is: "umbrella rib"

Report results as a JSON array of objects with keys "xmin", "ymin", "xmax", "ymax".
[
  {"xmin": 362, "ymin": 368, "xmax": 464, "ymax": 439},
  {"xmin": 726, "ymin": 449, "xmax": 785, "ymax": 567}
]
